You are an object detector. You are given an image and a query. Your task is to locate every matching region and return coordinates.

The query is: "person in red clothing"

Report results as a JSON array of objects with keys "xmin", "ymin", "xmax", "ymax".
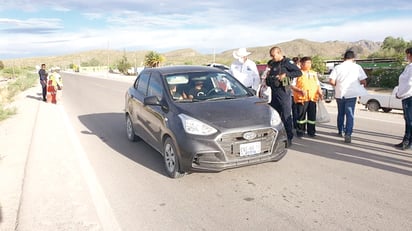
[{"xmin": 46, "ymin": 68, "xmax": 58, "ymax": 104}]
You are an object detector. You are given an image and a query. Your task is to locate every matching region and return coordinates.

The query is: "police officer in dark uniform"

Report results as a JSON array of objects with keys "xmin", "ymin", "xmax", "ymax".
[{"xmin": 266, "ymin": 47, "xmax": 302, "ymax": 147}]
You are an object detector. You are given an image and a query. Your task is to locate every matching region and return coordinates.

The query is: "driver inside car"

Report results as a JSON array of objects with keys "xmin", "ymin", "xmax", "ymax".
[{"xmin": 187, "ymin": 80, "xmax": 207, "ymax": 99}]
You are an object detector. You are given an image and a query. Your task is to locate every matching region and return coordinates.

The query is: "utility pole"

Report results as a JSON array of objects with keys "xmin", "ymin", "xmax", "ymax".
[{"xmin": 213, "ymin": 48, "xmax": 216, "ymax": 63}]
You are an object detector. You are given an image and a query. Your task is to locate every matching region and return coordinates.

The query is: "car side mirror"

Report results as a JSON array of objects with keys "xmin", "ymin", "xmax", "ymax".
[
  {"xmin": 144, "ymin": 95, "xmax": 161, "ymax": 106},
  {"xmin": 144, "ymin": 95, "xmax": 169, "ymax": 112},
  {"xmin": 248, "ymin": 88, "xmax": 257, "ymax": 95}
]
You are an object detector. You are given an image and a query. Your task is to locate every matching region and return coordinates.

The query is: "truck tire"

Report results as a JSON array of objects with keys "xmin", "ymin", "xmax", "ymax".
[{"xmin": 367, "ymin": 101, "xmax": 380, "ymax": 112}]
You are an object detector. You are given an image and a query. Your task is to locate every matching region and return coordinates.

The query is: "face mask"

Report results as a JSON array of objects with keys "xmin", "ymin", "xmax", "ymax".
[{"xmin": 238, "ymin": 57, "xmax": 245, "ymax": 64}]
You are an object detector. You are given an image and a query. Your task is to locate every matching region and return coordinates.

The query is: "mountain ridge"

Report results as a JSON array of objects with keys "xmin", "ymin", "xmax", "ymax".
[{"xmin": 3, "ymin": 39, "xmax": 382, "ymax": 68}]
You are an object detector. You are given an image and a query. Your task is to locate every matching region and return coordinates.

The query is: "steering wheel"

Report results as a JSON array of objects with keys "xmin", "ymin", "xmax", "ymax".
[{"xmin": 206, "ymin": 87, "xmax": 224, "ymax": 95}]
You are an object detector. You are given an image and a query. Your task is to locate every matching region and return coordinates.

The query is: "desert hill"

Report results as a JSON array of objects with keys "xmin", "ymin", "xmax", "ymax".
[{"xmin": 4, "ymin": 39, "xmax": 382, "ymax": 68}]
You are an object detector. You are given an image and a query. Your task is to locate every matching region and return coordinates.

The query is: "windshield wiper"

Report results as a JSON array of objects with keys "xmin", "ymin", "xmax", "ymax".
[{"xmin": 204, "ymin": 95, "xmax": 236, "ymax": 101}]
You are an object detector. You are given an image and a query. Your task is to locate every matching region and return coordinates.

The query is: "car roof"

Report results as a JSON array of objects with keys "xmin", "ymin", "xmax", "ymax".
[{"xmin": 143, "ymin": 65, "xmax": 223, "ymax": 75}]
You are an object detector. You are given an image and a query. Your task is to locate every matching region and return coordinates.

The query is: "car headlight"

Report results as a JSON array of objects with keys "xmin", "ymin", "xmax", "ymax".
[
  {"xmin": 270, "ymin": 108, "xmax": 282, "ymax": 126},
  {"xmin": 178, "ymin": 114, "xmax": 217, "ymax": 136}
]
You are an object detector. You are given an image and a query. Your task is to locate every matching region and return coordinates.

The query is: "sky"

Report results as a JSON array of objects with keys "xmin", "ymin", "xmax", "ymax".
[{"xmin": 1, "ymin": 0, "xmax": 411, "ymax": 59}]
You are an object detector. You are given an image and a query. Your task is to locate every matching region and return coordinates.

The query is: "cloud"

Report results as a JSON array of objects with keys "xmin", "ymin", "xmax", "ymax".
[
  {"xmin": 1, "ymin": 0, "xmax": 412, "ymax": 59},
  {"xmin": 0, "ymin": 18, "xmax": 62, "ymax": 34}
]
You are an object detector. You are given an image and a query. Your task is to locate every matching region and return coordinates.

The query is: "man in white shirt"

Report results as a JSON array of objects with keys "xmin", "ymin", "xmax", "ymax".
[
  {"xmin": 329, "ymin": 50, "xmax": 368, "ymax": 143},
  {"xmin": 395, "ymin": 47, "xmax": 412, "ymax": 150},
  {"xmin": 230, "ymin": 48, "xmax": 260, "ymax": 91}
]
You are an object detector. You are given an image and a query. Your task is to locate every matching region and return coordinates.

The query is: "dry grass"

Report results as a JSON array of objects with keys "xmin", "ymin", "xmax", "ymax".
[{"xmin": 0, "ymin": 71, "xmax": 37, "ymax": 121}]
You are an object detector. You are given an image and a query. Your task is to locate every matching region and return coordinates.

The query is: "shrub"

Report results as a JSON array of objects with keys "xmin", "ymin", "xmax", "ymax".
[
  {"xmin": 367, "ymin": 68, "xmax": 403, "ymax": 88},
  {"xmin": 2, "ymin": 67, "xmax": 22, "ymax": 79},
  {"xmin": 0, "ymin": 71, "xmax": 37, "ymax": 121},
  {"xmin": 0, "ymin": 105, "xmax": 17, "ymax": 121}
]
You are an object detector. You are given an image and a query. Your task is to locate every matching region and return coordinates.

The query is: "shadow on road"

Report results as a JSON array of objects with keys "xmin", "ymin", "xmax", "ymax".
[
  {"xmin": 78, "ymin": 112, "xmax": 168, "ymax": 177},
  {"xmin": 291, "ymin": 124, "xmax": 412, "ymax": 176},
  {"xmin": 26, "ymin": 92, "xmax": 43, "ymax": 101},
  {"xmin": 76, "ymin": 112, "xmax": 412, "ymax": 178}
]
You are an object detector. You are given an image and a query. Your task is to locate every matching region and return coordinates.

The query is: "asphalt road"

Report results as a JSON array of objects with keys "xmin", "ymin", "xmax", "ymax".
[{"xmin": 54, "ymin": 72, "xmax": 412, "ymax": 230}]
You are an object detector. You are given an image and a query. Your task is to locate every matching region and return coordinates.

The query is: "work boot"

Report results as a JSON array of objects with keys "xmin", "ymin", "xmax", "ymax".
[
  {"xmin": 397, "ymin": 141, "xmax": 411, "ymax": 150},
  {"xmin": 394, "ymin": 142, "xmax": 404, "ymax": 148},
  {"xmin": 286, "ymin": 139, "xmax": 292, "ymax": 148},
  {"xmin": 344, "ymin": 135, "xmax": 351, "ymax": 143}
]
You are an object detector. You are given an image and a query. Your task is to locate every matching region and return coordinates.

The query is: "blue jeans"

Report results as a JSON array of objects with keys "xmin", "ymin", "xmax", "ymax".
[
  {"xmin": 402, "ymin": 96, "xmax": 412, "ymax": 144},
  {"xmin": 336, "ymin": 97, "xmax": 357, "ymax": 136}
]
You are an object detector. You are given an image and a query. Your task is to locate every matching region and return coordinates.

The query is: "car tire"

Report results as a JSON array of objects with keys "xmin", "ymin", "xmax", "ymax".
[
  {"xmin": 126, "ymin": 114, "xmax": 139, "ymax": 142},
  {"xmin": 163, "ymin": 137, "xmax": 184, "ymax": 178},
  {"xmin": 382, "ymin": 108, "xmax": 392, "ymax": 113},
  {"xmin": 367, "ymin": 101, "xmax": 380, "ymax": 112}
]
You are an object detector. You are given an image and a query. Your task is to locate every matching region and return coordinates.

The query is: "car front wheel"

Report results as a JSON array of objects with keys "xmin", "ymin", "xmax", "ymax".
[{"xmin": 163, "ymin": 137, "xmax": 184, "ymax": 178}]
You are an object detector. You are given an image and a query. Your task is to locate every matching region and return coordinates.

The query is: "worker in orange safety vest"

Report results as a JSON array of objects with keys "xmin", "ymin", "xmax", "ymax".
[{"xmin": 291, "ymin": 56, "xmax": 323, "ymax": 137}]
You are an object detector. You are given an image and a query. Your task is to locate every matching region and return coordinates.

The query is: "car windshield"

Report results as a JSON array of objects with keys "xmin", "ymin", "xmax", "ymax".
[{"xmin": 165, "ymin": 71, "xmax": 251, "ymax": 102}]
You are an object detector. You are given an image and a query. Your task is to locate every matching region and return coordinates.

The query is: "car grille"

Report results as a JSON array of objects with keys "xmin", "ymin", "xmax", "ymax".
[{"xmin": 216, "ymin": 128, "xmax": 277, "ymax": 159}]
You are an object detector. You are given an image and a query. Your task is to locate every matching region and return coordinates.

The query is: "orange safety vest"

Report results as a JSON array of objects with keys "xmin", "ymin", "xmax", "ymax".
[{"xmin": 293, "ymin": 70, "xmax": 320, "ymax": 103}]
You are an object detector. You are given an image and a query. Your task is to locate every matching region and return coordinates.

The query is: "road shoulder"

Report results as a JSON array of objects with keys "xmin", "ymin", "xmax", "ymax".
[{"xmin": 0, "ymin": 86, "xmax": 103, "ymax": 230}]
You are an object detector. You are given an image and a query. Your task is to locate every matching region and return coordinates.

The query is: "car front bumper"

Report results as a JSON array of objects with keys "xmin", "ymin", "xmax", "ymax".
[{"xmin": 175, "ymin": 127, "xmax": 288, "ymax": 173}]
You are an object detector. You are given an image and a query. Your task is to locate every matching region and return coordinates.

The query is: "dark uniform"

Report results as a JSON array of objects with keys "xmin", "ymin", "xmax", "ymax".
[
  {"xmin": 266, "ymin": 57, "xmax": 302, "ymax": 146},
  {"xmin": 38, "ymin": 68, "xmax": 48, "ymax": 101}
]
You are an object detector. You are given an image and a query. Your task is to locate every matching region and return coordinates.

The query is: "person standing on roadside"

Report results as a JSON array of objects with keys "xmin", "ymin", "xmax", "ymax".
[
  {"xmin": 265, "ymin": 47, "xmax": 302, "ymax": 147},
  {"xmin": 230, "ymin": 48, "xmax": 260, "ymax": 91},
  {"xmin": 48, "ymin": 68, "xmax": 63, "ymax": 104},
  {"xmin": 329, "ymin": 50, "xmax": 368, "ymax": 143},
  {"xmin": 38, "ymin": 63, "xmax": 48, "ymax": 101},
  {"xmin": 395, "ymin": 47, "xmax": 412, "ymax": 150},
  {"xmin": 291, "ymin": 56, "xmax": 323, "ymax": 137},
  {"xmin": 257, "ymin": 64, "xmax": 272, "ymax": 103},
  {"xmin": 47, "ymin": 68, "xmax": 58, "ymax": 104},
  {"xmin": 291, "ymin": 57, "xmax": 301, "ymax": 129}
]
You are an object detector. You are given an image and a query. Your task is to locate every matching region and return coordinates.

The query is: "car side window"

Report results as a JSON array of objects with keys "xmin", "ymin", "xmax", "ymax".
[
  {"xmin": 137, "ymin": 72, "xmax": 150, "ymax": 96},
  {"xmin": 147, "ymin": 72, "xmax": 163, "ymax": 100}
]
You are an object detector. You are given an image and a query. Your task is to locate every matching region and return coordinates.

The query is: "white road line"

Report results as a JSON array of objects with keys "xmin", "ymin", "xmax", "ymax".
[
  {"xmin": 355, "ymin": 114, "xmax": 404, "ymax": 125},
  {"xmin": 59, "ymin": 105, "xmax": 122, "ymax": 231},
  {"xmin": 326, "ymin": 110, "xmax": 404, "ymax": 125}
]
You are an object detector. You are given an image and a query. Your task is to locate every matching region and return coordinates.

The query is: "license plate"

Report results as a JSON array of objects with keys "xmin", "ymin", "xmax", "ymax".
[{"xmin": 240, "ymin": 142, "xmax": 261, "ymax": 156}]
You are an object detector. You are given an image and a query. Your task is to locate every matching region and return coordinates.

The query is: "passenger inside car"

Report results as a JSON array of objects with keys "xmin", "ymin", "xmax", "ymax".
[{"xmin": 169, "ymin": 84, "xmax": 186, "ymax": 100}]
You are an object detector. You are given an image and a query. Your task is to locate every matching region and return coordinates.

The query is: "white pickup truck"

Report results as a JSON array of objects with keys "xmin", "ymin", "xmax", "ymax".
[{"xmin": 358, "ymin": 86, "xmax": 402, "ymax": 112}]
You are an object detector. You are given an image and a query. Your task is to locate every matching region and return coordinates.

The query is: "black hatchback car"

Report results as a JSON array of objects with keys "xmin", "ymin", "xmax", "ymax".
[{"xmin": 125, "ymin": 65, "xmax": 287, "ymax": 178}]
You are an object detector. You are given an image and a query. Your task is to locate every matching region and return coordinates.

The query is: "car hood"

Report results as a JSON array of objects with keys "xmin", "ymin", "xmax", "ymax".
[{"xmin": 175, "ymin": 97, "xmax": 275, "ymax": 130}]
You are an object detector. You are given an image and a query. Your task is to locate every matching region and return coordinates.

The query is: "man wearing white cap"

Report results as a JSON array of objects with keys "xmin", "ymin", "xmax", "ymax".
[{"xmin": 230, "ymin": 48, "xmax": 260, "ymax": 91}]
